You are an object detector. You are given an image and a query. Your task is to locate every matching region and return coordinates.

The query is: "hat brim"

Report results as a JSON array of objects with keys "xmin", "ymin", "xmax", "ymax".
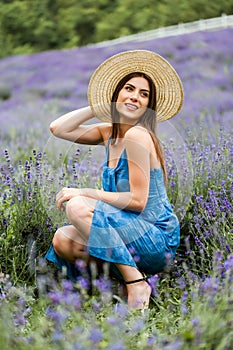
[{"xmin": 88, "ymin": 50, "xmax": 184, "ymax": 122}]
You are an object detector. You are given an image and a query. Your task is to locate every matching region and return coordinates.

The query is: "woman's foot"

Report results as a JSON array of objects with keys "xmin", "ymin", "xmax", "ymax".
[{"xmin": 126, "ymin": 279, "xmax": 152, "ymax": 310}]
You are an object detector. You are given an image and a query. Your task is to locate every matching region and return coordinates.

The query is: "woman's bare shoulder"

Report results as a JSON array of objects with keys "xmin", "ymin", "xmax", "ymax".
[{"xmin": 125, "ymin": 126, "xmax": 151, "ymax": 144}]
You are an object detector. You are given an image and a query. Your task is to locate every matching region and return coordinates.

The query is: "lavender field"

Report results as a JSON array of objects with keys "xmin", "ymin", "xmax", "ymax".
[{"xmin": 0, "ymin": 28, "xmax": 233, "ymax": 349}]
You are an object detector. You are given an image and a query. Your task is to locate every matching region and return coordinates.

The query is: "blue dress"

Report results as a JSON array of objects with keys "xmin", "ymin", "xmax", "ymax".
[{"xmin": 45, "ymin": 138, "xmax": 180, "ymax": 281}]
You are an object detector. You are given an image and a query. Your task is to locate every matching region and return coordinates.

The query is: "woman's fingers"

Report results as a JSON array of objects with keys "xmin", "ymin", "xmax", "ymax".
[
  {"xmin": 56, "ymin": 187, "xmax": 69, "ymax": 210},
  {"xmin": 55, "ymin": 187, "xmax": 80, "ymax": 210}
]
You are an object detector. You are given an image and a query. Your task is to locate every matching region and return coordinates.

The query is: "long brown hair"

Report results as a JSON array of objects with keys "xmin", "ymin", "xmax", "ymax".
[{"xmin": 110, "ymin": 72, "xmax": 168, "ymax": 184}]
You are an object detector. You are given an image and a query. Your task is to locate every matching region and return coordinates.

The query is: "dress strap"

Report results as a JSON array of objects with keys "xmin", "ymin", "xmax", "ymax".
[
  {"xmin": 105, "ymin": 136, "xmax": 112, "ymax": 165},
  {"xmin": 107, "ymin": 135, "xmax": 112, "ymax": 146}
]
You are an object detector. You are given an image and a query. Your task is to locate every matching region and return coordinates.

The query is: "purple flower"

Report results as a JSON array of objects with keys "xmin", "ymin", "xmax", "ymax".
[
  {"xmin": 106, "ymin": 343, "xmax": 125, "ymax": 350},
  {"xmin": 114, "ymin": 302, "xmax": 129, "ymax": 318},
  {"xmin": 77, "ymin": 276, "xmax": 90, "ymax": 290},
  {"xmin": 93, "ymin": 277, "xmax": 112, "ymax": 293},
  {"xmin": 107, "ymin": 315, "xmax": 120, "ymax": 326},
  {"xmin": 89, "ymin": 327, "xmax": 103, "ymax": 344},
  {"xmin": 191, "ymin": 317, "xmax": 200, "ymax": 327},
  {"xmin": 176, "ymin": 277, "xmax": 187, "ymax": 290},
  {"xmin": 92, "ymin": 299, "xmax": 101, "ymax": 312},
  {"xmin": 147, "ymin": 274, "xmax": 159, "ymax": 296},
  {"xmin": 61, "ymin": 279, "xmax": 74, "ymax": 292},
  {"xmin": 48, "ymin": 292, "xmax": 62, "ymax": 305},
  {"xmin": 52, "ymin": 331, "xmax": 63, "ymax": 342},
  {"xmin": 75, "ymin": 259, "xmax": 88, "ymax": 273},
  {"xmin": 46, "ymin": 307, "xmax": 68, "ymax": 325},
  {"xmin": 147, "ymin": 335, "xmax": 157, "ymax": 347},
  {"xmin": 131, "ymin": 319, "xmax": 145, "ymax": 332}
]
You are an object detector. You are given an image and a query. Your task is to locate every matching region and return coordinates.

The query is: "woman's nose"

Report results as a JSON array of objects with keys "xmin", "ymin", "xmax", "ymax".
[{"xmin": 130, "ymin": 91, "xmax": 139, "ymax": 101}]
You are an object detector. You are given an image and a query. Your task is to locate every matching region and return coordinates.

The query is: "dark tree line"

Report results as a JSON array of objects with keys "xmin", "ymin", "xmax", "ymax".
[{"xmin": 0, "ymin": 0, "xmax": 232, "ymax": 58}]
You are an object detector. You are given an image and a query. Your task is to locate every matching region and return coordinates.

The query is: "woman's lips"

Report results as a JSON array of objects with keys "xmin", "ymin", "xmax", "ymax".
[{"xmin": 125, "ymin": 103, "xmax": 138, "ymax": 110}]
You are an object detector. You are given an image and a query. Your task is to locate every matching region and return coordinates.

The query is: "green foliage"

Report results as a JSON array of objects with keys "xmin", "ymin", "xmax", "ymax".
[
  {"xmin": 177, "ymin": 128, "xmax": 233, "ymax": 275},
  {"xmin": 1, "ymin": 251, "xmax": 233, "ymax": 349},
  {"xmin": 0, "ymin": 0, "xmax": 233, "ymax": 58},
  {"xmin": 0, "ymin": 86, "xmax": 11, "ymax": 100},
  {"xmin": 0, "ymin": 145, "xmax": 101, "ymax": 285},
  {"xmin": 0, "ymin": 151, "xmax": 57, "ymax": 284}
]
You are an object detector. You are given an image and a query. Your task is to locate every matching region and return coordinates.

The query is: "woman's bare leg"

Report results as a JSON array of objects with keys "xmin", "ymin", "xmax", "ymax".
[
  {"xmin": 53, "ymin": 196, "xmax": 151, "ymax": 309},
  {"xmin": 52, "ymin": 225, "xmax": 89, "ymax": 263},
  {"xmin": 65, "ymin": 196, "xmax": 96, "ymax": 239},
  {"xmin": 115, "ymin": 264, "xmax": 151, "ymax": 310},
  {"xmin": 53, "ymin": 196, "xmax": 97, "ymax": 262}
]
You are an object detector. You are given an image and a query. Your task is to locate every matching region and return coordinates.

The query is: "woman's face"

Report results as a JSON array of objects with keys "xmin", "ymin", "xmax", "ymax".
[{"xmin": 116, "ymin": 76, "xmax": 150, "ymax": 123}]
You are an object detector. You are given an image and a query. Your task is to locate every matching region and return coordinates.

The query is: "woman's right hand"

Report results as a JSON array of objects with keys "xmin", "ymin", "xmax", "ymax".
[
  {"xmin": 55, "ymin": 187, "xmax": 83, "ymax": 211},
  {"xmin": 50, "ymin": 106, "xmax": 111, "ymax": 145}
]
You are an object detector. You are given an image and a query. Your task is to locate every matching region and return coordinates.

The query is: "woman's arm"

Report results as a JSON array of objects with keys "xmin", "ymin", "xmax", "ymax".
[
  {"xmin": 50, "ymin": 106, "xmax": 110, "ymax": 145},
  {"xmin": 56, "ymin": 127, "xmax": 152, "ymax": 212}
]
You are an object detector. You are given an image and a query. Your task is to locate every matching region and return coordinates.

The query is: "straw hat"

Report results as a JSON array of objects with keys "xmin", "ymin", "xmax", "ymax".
[{"xmin": 88, "ymin": 50, "xmax": 184, "ymax": 122}]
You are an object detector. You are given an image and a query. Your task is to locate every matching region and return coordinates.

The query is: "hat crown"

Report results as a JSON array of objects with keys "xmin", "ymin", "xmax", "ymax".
[{"xmin": 88, "ymin": 50, "xmax": 184, "ymax": 122}]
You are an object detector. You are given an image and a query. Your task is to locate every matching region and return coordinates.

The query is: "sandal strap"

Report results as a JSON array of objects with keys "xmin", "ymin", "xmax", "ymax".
[{"xmin": 125, "ymin": 277, "xmax": 148, "ymax": 285}]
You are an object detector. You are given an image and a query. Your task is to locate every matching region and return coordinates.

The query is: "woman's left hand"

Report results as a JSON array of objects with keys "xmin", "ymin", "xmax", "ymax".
[{"xmin": 56, "ymin": 187, "xmax": 84, "ymax": 211}]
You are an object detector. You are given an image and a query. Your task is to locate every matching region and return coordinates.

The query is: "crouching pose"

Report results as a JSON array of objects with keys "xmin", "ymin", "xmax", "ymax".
[{"xmin": 45, "ymin": 50, "xmax": 184, "ymax": 309}]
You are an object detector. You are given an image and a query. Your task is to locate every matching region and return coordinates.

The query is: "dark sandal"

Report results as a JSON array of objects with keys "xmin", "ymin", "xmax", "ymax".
[{"xmin": 124, "ymin": 276, "xmax": 148, "ymax": 285}]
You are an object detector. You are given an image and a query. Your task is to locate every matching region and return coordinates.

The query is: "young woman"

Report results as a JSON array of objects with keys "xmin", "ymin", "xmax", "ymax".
[{"xmin": 45, "ymin": 50, "xmax": 184, "ymax": 309}]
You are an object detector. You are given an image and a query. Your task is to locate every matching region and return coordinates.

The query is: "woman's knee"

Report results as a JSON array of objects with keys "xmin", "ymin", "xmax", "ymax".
[
  {"xmin": 66, "ymin": 197, "xmax": 90, "ymax": 221},
  {"xmin": 52, "ymin": 230, "xmax": 64, "ymax": 255},
  {"xmin": 52, "ymin": 227, "xmax": 88, "ymax": 261}
]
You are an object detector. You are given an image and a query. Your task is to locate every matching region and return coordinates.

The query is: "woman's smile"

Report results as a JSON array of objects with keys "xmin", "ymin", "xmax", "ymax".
[
  {"xmin": 116, "ymin": 76, "xmax": 150, "ymax": 122},
  {"xmin": 125, "ymin": 103, "xmax": 139, "ymax": 111}
]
